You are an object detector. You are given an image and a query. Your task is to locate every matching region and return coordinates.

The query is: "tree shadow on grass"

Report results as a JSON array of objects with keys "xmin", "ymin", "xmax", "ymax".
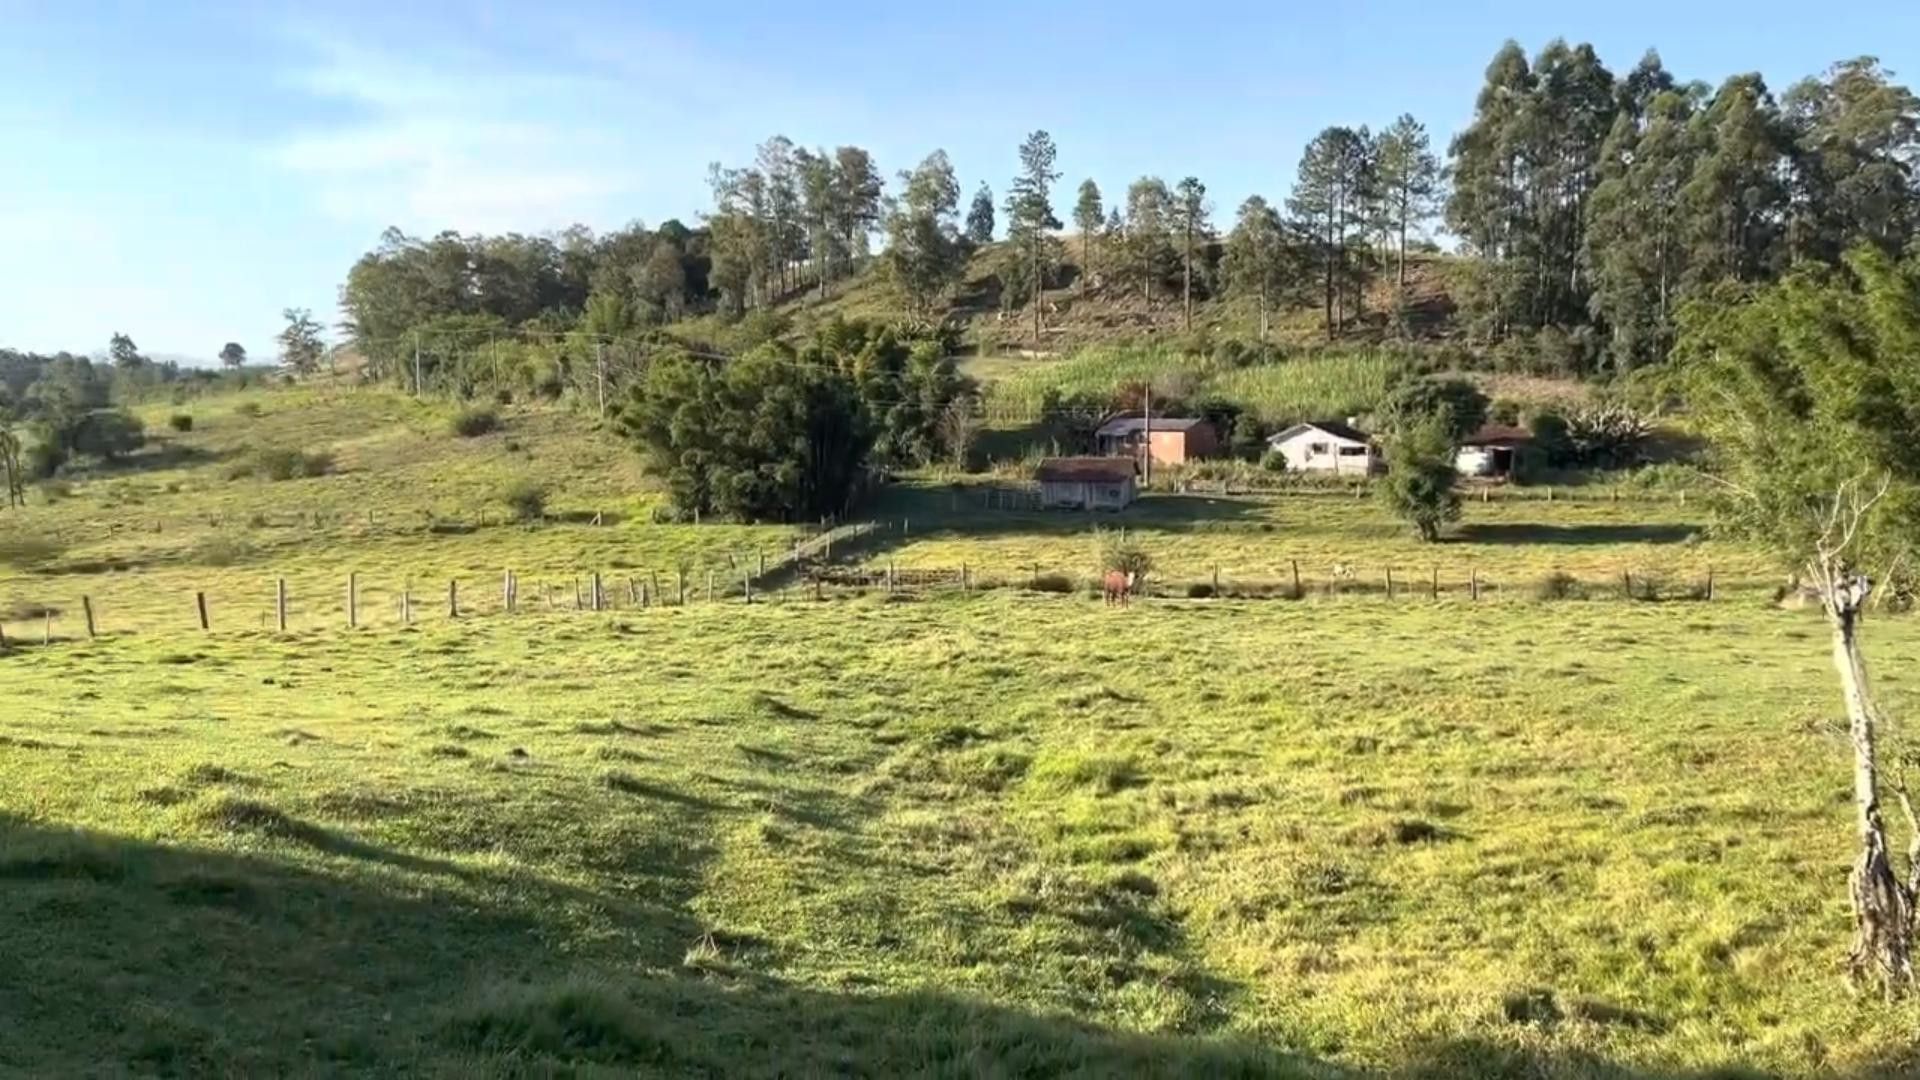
[
  {"xmin": 1455, "ymin": 522, "xmax": 1700, "ymax": 546},
  {"xmin": 2, "ymin": 812, "xmax": 1911, "ymax": 1078}
]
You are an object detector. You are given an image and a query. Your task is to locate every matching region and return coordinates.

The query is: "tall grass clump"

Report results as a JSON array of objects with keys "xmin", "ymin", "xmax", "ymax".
[
  {"xmin": 450, "ymin": 407, "xmax": 501, "ymax": 438},
  {"xmin": 1208, "ymin": 350, "xmax": 1401, "ymax": 424},
  {"xmin": 232, "ymin": 447, "xmax": 334, "ymax": 482},
  {"xmin": 500, "ymin": 478, "xmax": 548, "ymax": 523}
]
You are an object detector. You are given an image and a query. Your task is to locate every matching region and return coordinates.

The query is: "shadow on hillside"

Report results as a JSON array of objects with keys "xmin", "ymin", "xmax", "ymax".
[
  {"xmin": 1456, "ymin": 522, "xmax": 1699, "ymax": 546},
  {"xmin": 75, "ymin": 440, "xmax": 227, "ymax": 478},
  {"xmin": 1, "ymin": 812, "xmax": 1911, "ymax": 1077}
]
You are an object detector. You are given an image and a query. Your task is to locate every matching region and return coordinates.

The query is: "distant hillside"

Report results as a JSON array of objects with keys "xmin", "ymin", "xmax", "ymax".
[{"xmin": 682, "ymin": 243, "xmax": 1465, "ymax": 357}]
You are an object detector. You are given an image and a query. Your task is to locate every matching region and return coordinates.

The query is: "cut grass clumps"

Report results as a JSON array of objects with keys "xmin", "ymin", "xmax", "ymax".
[
  {"xmin": 450, "ymin": 408, "xmax": 501, "ymax": 438},
  {"xmin": 191, "ymin": 795, "xmax": 327, "ymax": 847},
  {"xmin": 443, "ymin": 979, "xmax": 666, "ymax": 1064},
  {"xmin": 1028, "ymin": 750, "xmax": 1143, "ymax": 795},
  {"xmin": 1533, "ymin": 571, "xmax": 1586, "ymax": 601},
  {"xmin": 232, "ymin": 446, "xmax": 334, "ymax": 482},
  {"xmin": 1029, "ymin": 573, "xmax": 1076, "ymax": 594},
  {"xmin": 167, "ymin": 414, "xmax": 194, "ymax": 432}
]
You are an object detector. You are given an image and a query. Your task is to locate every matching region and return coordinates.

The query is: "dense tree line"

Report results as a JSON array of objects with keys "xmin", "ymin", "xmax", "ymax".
[
  {"xmin": 332, "ymin": 39, "xmax": 1917, "ymax": 399},
  {"xmin": 1450, "ymin": 44, "xmax": 1920, "ymax": 374}
]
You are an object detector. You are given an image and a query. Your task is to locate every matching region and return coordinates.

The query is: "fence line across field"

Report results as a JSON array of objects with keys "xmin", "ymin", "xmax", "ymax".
[{"xmin": 4, "ymin": 557, "xmax": 1745, "ymax": 647}]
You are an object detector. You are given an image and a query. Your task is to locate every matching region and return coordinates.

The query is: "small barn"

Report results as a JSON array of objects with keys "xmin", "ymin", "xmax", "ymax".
[
  {"xmin": 1455, "ymin": 423, "xmax": 1532, "ymax": 477},
  {"xmin": 1267, "ymin": 420, "xmax": 1380, "ymax": 475},
  {"xmin": 1094, "ymin": 416, "xmax": 1220, "ymax": 468},
  {"xmin": 1036, "ymin": 457, "xmax": 1139, "ymax": 511}
]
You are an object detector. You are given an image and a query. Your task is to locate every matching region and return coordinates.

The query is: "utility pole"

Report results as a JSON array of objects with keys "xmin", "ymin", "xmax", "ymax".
[
  {"xmin": 1142, "ymin": 383, "xmax": 1152, "ymax": 488},
  {"xmin": 412, "ymin": 331, "xmax": 423, "ymax": 397}
]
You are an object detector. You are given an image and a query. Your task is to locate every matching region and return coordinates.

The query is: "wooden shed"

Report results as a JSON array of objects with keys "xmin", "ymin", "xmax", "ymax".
[{"xmin": 1036, "ymin": 457, "xmax": 1139, "ymax": 511}]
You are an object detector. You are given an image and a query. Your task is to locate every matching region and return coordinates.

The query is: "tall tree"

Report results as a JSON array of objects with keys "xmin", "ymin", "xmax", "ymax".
[
  {"xmin": 831, "ymin": 146, "xmax": 886, "ymax": 270},
  {"xmin": 796, "ymin": 147, "xmax": 839, "ymax": 296},
  {"xmin": 1373, "ymin": 114, "xmax": 1441, "ymax": 290},
  {"xmin": 1682, "ymin": 74, "xmax": 1791, "ymax": 291},
  {"xmin": 218, "ymin": 342, "xmax": 247, "ymax": 370},
  {"xmin": 1782, "ymin": 58, "xmax": 1920, "ymax": 262},
  {"xmin": 1072, "ymin": 179, "xmax": 1104, "ymax": 293},
  {"xmin": 1223, "ymin": 195, "xmax": 1290, "ymax": 340},
  {"xmin": 1679, "ymin": 248, "xmax": 1920, "ymax": 994},
  {"xmin": 756, "ymin": 136, "xmax": 806, "ymax": 297},
  {"xmin": 108, "ymin": 333, "xmax": 145, "ymax": 371},
  {"xmin": 1004, "ymin": 130, "xmax": 1062, "ymax": 341},
  {"xmin": 965, "ymin": 182, "xmax": 996, "ymax": 245},
  {"xmin": 1290, "ymin": 127, "xmax": 1371, "ymax": 337},
  {"xmin": 1174, "ymin": 177, "xmax": 1210, "ymax": 330},
  {"xmin": 277, "ymin": 309, "xmax": 326, "ymax": 376},
  {"xmin": 882, "ymin": 150, "xmax": 965, "ymax": 317},
  {"xmin": 1586, "ymin": 90, "xmax": 1703, "ymax": 372},
  {"xmin": 1124, "ymin": 177, "xmax": 1173, "ymax": 302},
  {"xmin": 1448, "ymin": 42, "xmax": 1536, "ymax": 339}
]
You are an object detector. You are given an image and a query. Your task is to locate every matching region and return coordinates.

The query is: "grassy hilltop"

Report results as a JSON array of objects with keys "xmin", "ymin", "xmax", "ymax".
[{"xmin": 2, "ymin": 385, "xmax": 1916, "ymax": 1077}]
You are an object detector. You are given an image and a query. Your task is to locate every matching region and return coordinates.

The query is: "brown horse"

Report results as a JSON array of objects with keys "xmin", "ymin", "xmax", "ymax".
[{"xmin": 1102, "ymin": 570, "xmax": 1136, "ymax": 606}]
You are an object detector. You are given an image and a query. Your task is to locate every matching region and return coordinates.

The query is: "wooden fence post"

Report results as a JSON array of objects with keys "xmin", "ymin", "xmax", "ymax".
[
  {"xmin": 1430, "ymin": 566, "xmax": 1439, "ymax": 600},
  {"xmin": 401, "ymin": 582, "xmax": 413, "ymax": 626},
  {"xmin": 504, "ymin": 571, "xmax": 515, "ymax": 613},
  {"xmin": 758, "ymin": 551, "xmax": 766, "ymax": 578},
  {"xmin": 196, "ymin": 591, "xmax": 210, "ymax": 631},
  {"xmin": 814, "ymin": 574, "xmax": 823, "ymax": 601},
  {"xmin": 347, "ymin": 572, "xmax": 359, "ymax": 628},
  {"xmin": 743, "ymin": 571, "xmax": 753, "ymax": 604},
  {"xmin": 1469, "ymin": 569, "xmax": 1479, "ymax": 601},
  {"xmin": 627, "ymin": 577, "xmax": 639, "ymax": 605},
  {"xmin": 1706, "ymin": 566, "xmax": 1715, "ymax": 601},
  {"xmin": 573, "ymin": 578, "xmax": 583, "ymax": 611},
  {"xmin": 1385, "ymin": 567, "xmax": 1394, "ymax": 600},
  {"xmin": 448, "ymin": 579, "xmax": 459, "ymax": 618},
  {"xmin": 44, "ymin": 610, "xmax": 53, "ymax": 644},
  {"xmin": 962, "ymin": 564, "xmax": 970, "ymax": 591},
  {"xmin": 1291, "ymin": 559, "xmax": 1301, "ymax": 597},
  {"xmin": 0, "ymin": 620, "xmax": 7, "ymax": 650},
  {"xmin": 82, "ymin": 596, "xmax": 96, "ymax": 639},
  {"xmin": 1212, "ymin": 564, "xmax": 1220, "ymax": 593},
  {"xmin": 276, "ymin": 578, "xmax": 288, "ymax": 631},
  {"xmin": 677, "ymin": 570, "xmax": 686, "ymax": 606},
  {"xmin": 1622, "ymin": 570, "xmax": 1632, "ymax": 600}
]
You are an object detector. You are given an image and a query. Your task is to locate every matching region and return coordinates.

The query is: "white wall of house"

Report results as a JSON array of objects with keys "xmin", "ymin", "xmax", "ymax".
[
  {"xmin": 1039, "ymin": 478, "xmax": 1136, "ymax": 510},
  {"xmin": 1455, "ymin": 446, "xmax": 1496, "ymax": 476},
  {"xmin": 1271, "ymin": 430, "xmax": 1375, "ymax": 475}
]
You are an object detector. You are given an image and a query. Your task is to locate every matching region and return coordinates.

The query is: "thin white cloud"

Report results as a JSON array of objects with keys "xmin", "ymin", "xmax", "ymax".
[
  {"xmin": 267, "ymin": 16, "xmax": 883, "ymax": 237},
  {"xmin": 268, "ymin": 28, "xmax": 639, "ymax": 233}
]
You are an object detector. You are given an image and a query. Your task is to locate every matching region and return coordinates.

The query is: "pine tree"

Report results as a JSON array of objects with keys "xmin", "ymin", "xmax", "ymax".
[
  {"xmin": 965, "ymin": 182, "xmax": 995, "ymax": 245},
  {"xmin": 1289, "ymin": 127, "xmax": 1369, "ymax": 337},
  {"xmin": 1004, "ymin": 131, "xmax": 1062, "ymax": 341},
  {"xmin": 1073, "ymin": 179, "xmax": 1104, "ymax": 293},
  {"xmin": 1174, "ymin": 177, "xmax": 1210, "ymax": 330},
  {"xmin": 1373, "ymin": 114, "xmax": 1441, "ymax": 291},
  {"xmin": 1223, "ymin": 195, "xmax": 1290, "ymax": 340}
]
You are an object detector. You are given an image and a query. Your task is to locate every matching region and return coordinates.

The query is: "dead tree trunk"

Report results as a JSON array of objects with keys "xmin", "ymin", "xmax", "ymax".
[{"xmin": 1825, "ymin": 572, "xmax": 1916, "ymax": 993}]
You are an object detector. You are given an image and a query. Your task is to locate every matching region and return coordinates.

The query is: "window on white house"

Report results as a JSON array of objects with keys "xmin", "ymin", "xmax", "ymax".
[
  {"xmin": 1337, "ymin": 446, "xmax": 1367, "ymax": 456},
  {"xmin": 1309, "ymin": 442, "xmax": 1329, "ymax": 455}
]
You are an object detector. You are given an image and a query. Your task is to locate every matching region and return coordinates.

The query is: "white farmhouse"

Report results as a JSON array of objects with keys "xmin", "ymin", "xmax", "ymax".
[{"xmin": 1267, "ymin": 420, "xmax": 1380, "ymax": 476}]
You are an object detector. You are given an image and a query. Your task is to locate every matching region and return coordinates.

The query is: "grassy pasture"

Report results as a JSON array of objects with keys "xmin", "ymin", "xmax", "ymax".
[
  {"xmin": 2, "ymin": 594, "xmax": 1917, "ymax": 1076},
  {"xmin": 6, "ymin": 384, "xmax": 1918, "ymax": 1076},
  {"xmin": 1, "ymin": 389, "xmax": 803, "ymax": 638},
  {"xmin": 856, "ymin": 483, "xmax": 1777, "ymax": 600}
]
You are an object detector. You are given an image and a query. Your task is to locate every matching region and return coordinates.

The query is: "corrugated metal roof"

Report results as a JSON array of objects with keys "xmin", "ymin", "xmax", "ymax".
[
  {"xmin": 1095, "ymin": 416, "xmax": 1210, "ymax": 438},
  {"xmin": 1035, "ymin": 457, "xmax": 1140, "ymax": 482}
]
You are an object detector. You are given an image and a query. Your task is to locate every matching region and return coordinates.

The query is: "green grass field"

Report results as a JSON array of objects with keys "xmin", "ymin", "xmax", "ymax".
[{"xmin": 4, "ymin": 386, "xmax": 1917, "ymax": 1077}]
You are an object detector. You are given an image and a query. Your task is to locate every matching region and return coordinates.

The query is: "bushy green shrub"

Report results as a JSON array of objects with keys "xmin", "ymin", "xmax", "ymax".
[
  {"xmin": 1029, "ymin": 573, "xmax": 1075, "ymax": 594},
  {"xmin": 168, "ymin": 414, "xmax": 194, "ymax": 432},
  {"xmin": 500, "ymin": 479, "xmax": 548, "ymax": 522},
  {"xmin": 450, "ymin": 408, "xmax": 501, "ymax": 438}
]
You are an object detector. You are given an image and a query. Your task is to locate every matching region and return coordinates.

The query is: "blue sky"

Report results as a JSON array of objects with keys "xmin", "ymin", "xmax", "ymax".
[{"xmin": 3, "ymin": 0, "xmax": 1916, "ymax": 363}]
